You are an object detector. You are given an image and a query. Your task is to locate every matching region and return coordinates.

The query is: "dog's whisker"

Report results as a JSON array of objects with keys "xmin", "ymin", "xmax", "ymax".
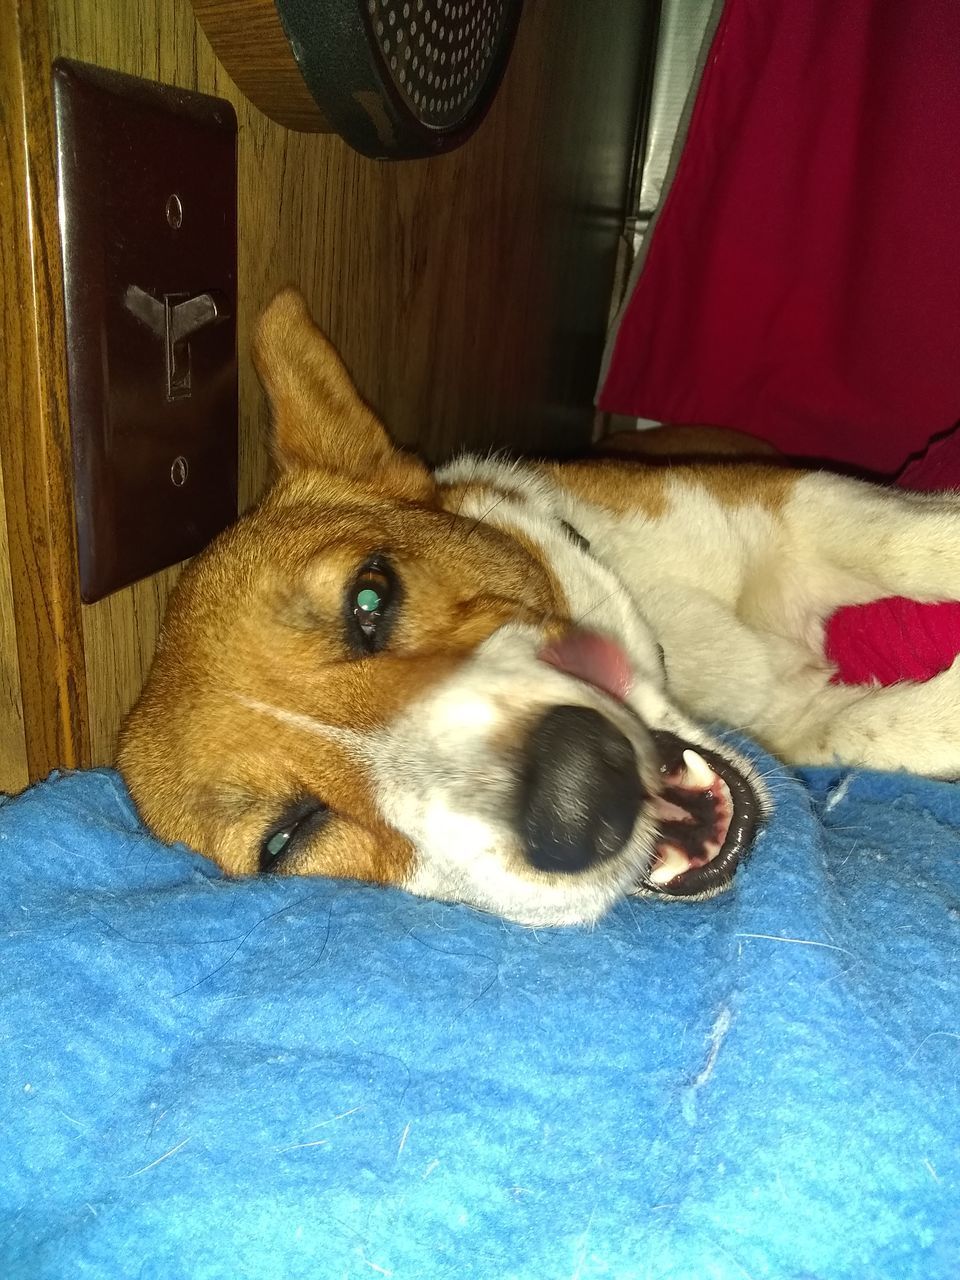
[
  {"xmin": 465, "ymin": 492, "xmax": 511, "ymax": 537},
  {"xmin": 574, "ymin": 590, "xmax": 621, "ymax": 626},
  {"xmin": 446, "ymin": 453, "xmax": 480, "ymax": 529}
]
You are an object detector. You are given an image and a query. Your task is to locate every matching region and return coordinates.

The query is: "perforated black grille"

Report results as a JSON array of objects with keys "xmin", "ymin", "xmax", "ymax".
[{"xmin": 364, "ymin": 0, "xmax": 511, "ymax": 131}]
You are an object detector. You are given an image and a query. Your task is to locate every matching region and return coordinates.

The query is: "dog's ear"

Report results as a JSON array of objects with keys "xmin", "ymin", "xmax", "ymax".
[{"xmin": 253, "ymin": 289, "xmax": 431, "ymax": 497}]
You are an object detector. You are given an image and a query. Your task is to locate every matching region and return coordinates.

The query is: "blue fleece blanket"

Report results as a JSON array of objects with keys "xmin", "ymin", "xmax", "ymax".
[{"xmin": 2, "ymin": 746, "xmax": 959, "ymax": 1279}]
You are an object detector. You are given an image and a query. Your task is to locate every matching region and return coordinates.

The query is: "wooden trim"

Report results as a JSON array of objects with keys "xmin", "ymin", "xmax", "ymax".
[
  {"xmin": 0, "ymin": 464, "xmax": 28, "ymax": 792},
  {"xmin": 0, "ymin": 0, "xmax": 90, "ymax": 778},
  {"xmin": 190, "ymin": 0, "xmax": 331, "ymax": 132}
]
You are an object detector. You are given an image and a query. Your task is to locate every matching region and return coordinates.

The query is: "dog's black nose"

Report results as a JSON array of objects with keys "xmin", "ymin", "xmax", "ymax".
[{"xmin": 516, "ymin": 705, "xmax": 644, "ymax": 874}]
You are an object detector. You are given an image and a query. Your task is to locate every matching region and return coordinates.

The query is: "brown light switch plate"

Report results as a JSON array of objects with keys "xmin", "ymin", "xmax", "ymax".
[{"xmin": 53, "ymin": 59, "xmax": 238, "ymax": 603}]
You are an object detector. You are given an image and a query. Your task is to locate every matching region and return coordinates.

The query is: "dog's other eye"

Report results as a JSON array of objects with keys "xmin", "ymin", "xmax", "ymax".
[
  {"xmin": 259, "ymin": 798, "xmax": 330, "ymax": 873},
  {"xmin": 345, "ymin": 557, "xmax": 400, "ymax": 654}
]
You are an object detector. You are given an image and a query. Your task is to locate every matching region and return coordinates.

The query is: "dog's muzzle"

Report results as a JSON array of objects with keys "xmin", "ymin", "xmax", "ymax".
[{"xmin": 521, "ymin": 628, "xmax": 763, "ymax": 897}]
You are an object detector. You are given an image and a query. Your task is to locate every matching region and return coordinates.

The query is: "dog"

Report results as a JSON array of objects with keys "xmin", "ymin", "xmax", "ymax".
[{"xmin": 118, "ymin": 288, "xmax": 960, "ymax": 926}]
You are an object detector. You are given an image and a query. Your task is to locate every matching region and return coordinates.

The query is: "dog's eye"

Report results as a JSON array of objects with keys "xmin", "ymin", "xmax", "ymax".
[
  {"xmin": 346, "ymin": 557, "xmax": 399, "ymax": 654},
  {"xmin": 259, "ymin": 799, "xmax": 329, "ymax": 873}
]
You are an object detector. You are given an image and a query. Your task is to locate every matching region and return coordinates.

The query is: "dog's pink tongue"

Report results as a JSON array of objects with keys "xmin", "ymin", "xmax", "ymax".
[{"xmin": 539, "ymin": 630, "xmax": 634, "ymax": 701}]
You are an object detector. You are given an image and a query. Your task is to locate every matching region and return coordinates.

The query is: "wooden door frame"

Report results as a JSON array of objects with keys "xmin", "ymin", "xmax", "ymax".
[{"xmin": 0, "ymin": 0, "xmax": 90, "ymax": 779}]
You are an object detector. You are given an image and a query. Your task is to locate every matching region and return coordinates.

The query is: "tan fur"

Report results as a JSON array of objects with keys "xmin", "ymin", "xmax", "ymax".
[
  {"xmin": 545, "ymin": 460, "xmax": 671, "ymax": 519},
  {"xmin": 545, "ymin": 458, "xmax": 792, "ymax": 520}
]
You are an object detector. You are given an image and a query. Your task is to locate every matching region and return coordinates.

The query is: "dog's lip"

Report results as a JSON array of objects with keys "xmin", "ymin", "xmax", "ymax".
[{"xmin": 637, "ymin": 731, "xmax": 762, "ymax": 899}]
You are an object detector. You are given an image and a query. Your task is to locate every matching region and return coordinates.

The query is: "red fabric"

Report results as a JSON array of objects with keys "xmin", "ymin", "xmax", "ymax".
[
  {"xmin": 599, "ymin": 0, "xmax": 960, "ymax": 473},
  {"xmin": 825, "ymin": 600, "xmax": 960, "ymax": 685}
]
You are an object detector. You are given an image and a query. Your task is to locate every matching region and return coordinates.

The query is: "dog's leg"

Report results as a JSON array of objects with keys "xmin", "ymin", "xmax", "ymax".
[
  {"xmin": 559, "ymin": 460, "xmax": 960, "ymax": 774},
  {"xmin": 743, "ymin": 472, "xmax": 960, "ymax": 775},
  {"xmin": 659, "ymin": 470, "xmax": 960, "ymax": 775},
  {"xmin": 768, "ymin": 662, "xmax": 960, "ymax": 777},
  {"xmin": 782, "ymin": 473, "xmax": 960, "ymax": 604},
  {"xmin": 640, "ymin": 582, "xmax": 954, "ymax": 776},
  {"xmin": 649, "ymin": 576, "xmax": 960, "ymax": 777},
  {"xmin": 732, "ymin": 470, "xmax": 960, "ymax": 680}
]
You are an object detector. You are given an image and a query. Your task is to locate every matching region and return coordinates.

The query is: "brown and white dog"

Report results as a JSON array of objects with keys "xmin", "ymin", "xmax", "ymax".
[{"xmin": 118, "ymin": 289, "xmax": 960, "ymax": 926}]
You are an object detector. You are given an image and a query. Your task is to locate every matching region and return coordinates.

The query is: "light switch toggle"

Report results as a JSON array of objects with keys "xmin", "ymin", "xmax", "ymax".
[{"xmin": 124, "ymin": 285, "xmax": 230, "ymax": 400}]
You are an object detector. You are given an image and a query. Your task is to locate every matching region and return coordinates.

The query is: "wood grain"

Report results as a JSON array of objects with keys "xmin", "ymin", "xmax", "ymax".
[
  {"xmin": 35, "ymin": 0, "xmax": 648, "ymax": 769},
  {"xmin": 0, "ymin": 0, "xmax": 90, "ymax": 781},
  {"xmin": 189, "ymin": 0, "xmax": 329, "ymax": 132}
]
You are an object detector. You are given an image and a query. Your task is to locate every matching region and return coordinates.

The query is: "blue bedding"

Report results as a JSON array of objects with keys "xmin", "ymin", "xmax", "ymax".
[{"xmin": 2, "ymin": 742, "xmax": 959, "ymax": 1279}]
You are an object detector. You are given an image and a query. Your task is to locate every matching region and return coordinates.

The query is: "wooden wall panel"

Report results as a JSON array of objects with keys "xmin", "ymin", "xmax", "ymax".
[{"xmin": 36, "ymin": 0, "xmax": 648, "ymax": 767}]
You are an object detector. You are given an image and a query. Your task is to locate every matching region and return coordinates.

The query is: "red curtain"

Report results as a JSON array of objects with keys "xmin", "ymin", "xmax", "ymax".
[{"xmin": 599, "ymin": 0, "xmax": 960, "ymax": 475}]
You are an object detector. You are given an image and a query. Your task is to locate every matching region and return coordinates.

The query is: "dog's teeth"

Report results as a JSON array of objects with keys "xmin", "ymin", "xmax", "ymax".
[
  {"xmin": 649, "ymin": 843, "xmax": 691, "ymax": 884},
  {"xmin": 682, "ymin": 748, "xmax": 714, "ymax": 789}
]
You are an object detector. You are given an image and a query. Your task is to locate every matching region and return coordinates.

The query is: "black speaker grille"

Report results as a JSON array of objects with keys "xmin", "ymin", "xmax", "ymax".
[{"xmin": 364, "ymin": 0, "xmax": 511, "ymax": 131}]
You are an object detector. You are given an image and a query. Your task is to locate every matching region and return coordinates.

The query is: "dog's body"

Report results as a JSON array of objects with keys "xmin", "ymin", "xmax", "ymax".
[{"xmin": 119, "ymin": 290, "xmax": 960, "ymax": 925}]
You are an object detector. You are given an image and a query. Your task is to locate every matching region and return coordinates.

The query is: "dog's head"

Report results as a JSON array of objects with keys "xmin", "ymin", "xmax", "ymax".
[{"xmin": 118, "ymin": 290, "xmax": 765, "ymax": 926}]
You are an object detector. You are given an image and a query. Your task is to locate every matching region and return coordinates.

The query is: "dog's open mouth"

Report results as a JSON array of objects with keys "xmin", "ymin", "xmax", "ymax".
[
  {"xmin": 538, "ymin": 629, "xmax": 762, "ymax": 898},
  {"xmin": 639, "ymin": 731, "xmax": 761, "ymax": 899}
]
